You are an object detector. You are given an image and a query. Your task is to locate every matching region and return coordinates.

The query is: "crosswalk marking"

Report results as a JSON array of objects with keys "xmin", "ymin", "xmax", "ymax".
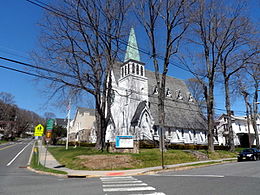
[
  {"xmin": 103, "ymin": 180, "xmax": 143, "ymax": 184},
  {"xmin": 129, "ymin": 193, "xmax": 166, "ymax": 195},
  {"xmin": 101, "ymin": 176, "xmax": 166, "ymax": 194},
  {"xmin": 103, "ymin": 183, "xmax": 148, "ymax": 187},
  {"xmin": 103, "ymin": 186, "xmax": 155, "ymax": 192}
]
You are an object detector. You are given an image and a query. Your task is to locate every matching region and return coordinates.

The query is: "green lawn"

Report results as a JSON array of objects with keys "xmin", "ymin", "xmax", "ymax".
[
  {"xmin": 48, "ymin": 146, "xmax": 237, "ymax": 170},
  {"xmin": 0, "ymin": 140, "xmax": 8, "ymax": 145}
]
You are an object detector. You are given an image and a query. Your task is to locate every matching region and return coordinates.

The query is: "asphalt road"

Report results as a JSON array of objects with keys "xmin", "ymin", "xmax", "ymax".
[{"xmin": 1, "ymin": 141, "xmax": 260, "ymax": 195}]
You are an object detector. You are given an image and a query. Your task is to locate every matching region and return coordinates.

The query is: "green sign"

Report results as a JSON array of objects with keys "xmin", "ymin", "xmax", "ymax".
[
  {"xmin": 34, "ymin": 124, "xmax": 44, "ymax": 136},
  {"xmin": 46, "ymin": 119, "xmax": 54, "ymax": 131}
]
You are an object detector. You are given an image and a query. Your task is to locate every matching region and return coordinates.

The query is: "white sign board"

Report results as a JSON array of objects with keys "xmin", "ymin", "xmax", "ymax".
[{"xmin": 116, "ymin": 136, "xmax": 134, "ymax": 148}]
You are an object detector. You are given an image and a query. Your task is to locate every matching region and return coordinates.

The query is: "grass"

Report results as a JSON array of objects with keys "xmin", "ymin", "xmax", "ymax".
[
  {"xmin": 48, "ymin": 146, "xmax": 237, "ymax": 170},
  {"xmin": 30, "ymin": 147, "xmax": 67, "ymax": 175},
  {"xmin": 0, "ymin": 140, "xmax": 8, "ymax": 145}
]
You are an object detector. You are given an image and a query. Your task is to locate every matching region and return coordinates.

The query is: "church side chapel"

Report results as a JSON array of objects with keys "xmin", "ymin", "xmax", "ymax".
[{"xmin": 105, "ymin": 28, "xmax": 207, "ymax": 145}]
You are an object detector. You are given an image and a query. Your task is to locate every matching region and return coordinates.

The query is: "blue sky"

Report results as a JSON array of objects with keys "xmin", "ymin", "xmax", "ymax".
[{"xmin": 0, "ymin": 0, "xmax": 259, "ymax": 119}]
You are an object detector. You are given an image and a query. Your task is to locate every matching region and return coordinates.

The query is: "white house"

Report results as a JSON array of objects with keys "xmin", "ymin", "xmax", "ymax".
[
  {"xmin": 105, "ymin": 28, "xmax": 207, "ymax": 145},
  {"xmin": 216, "ymin": 114, "xmax": 260, "ymax": 147},
  {"xmin": 69, "ymin": 107, "xmax": 96, "ymax": 143}
]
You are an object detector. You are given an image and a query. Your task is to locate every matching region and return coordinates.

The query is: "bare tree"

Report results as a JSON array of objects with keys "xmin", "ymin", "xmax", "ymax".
[
  {"xmin": 32, "ymin": 0, "xmax": 129, "ymax": 150},
  {"xmin": 216, "ymin": 3, "xmax": 257, "ymax": 151},
  {"xmin": 186, "ymin": 78, "xmax": 206, "ymax": 114},
  {"xmin": 135, "ymin": 0, "xmax": 195, "ymax": 149}
]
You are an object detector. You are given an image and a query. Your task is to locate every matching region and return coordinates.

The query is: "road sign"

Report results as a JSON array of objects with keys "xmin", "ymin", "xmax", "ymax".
[
  {"xmin": 34, "ymin": 124, "xmax": 44, "ymax": 136},
  {"xmin": 46, "ymin": 119, "xmax": 54, "ymax": 131}
]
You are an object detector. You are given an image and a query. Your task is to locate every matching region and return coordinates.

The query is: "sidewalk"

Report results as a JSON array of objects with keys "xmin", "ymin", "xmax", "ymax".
[{"xmin": 36, "ymin": 141, "xmax": 236, "ymax": 177}]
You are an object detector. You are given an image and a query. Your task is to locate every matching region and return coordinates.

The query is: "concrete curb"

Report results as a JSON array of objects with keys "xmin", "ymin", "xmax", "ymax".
[
  {"xmin": 27, "ymin": 166, "xmax": 67, "ymax": 178},
  {"xmin": 27, "ymin": 141, "xmax": 35, "ymax": 166}
]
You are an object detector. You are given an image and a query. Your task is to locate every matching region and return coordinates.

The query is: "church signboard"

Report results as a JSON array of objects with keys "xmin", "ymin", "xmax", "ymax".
[{"xmin": 115, "ymin": 136, "xmax": 134, "ymax": 148}]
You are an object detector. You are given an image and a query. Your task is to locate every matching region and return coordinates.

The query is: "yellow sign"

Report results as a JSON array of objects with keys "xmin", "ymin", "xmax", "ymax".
[{"xmin": 34, "ymin": 124, "xmax": 44, "ymax": 136}]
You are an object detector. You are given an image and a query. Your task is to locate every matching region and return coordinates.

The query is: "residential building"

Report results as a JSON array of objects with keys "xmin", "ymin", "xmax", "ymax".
[
  {"xmin": 69, "ymin": 107, "xmax": 95, "ymax": 143},
  {"xmin": 216, "ymin": 114, "xmax": 260, "ymax": 147}
]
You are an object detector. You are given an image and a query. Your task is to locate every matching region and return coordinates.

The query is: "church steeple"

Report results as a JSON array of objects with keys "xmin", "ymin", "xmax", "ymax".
[{"xmin": 124, "ymin": 28, "xmax": 140, "ymax": 62}]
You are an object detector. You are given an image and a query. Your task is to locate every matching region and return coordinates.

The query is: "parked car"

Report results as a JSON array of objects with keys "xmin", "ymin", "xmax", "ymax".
[{"xmin": 237, "ymin": 148, "xmax": 260, "ymax": 162}]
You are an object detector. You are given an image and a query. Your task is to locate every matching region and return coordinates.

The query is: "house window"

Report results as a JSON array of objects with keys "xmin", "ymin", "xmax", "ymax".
[
  {"xmin": 121, "ymin": 67, "xmax": 124, "ymax": 77},
  {"xmin": 141, "ymin": 66, "xmax": 144, "ymax": 76},
  {"xmin": 181, "ymin": 129, "xmax": 184, "ymax": 137},
  {"xmin": 132, "ymin": 63, "xmax": 135, "ymax": 74},
  {"xmin": 239, "ymin": 124, "xmax": 241, "ymax": 131},
  {"xmin": 128, "ymin": 64, "xmax": 130, "ymax": 74},
  {"xmin": 125, "ymin": 65, "xmax": 127, "ymax": 75}
]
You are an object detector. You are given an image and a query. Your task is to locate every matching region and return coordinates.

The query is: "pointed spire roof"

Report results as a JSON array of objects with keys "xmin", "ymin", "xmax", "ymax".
[{"xmin": 124, "ymin": 28, "xmax": 140, "ymax": 62}]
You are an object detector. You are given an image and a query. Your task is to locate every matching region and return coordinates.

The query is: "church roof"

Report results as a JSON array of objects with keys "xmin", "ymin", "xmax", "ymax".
[
  {"xmin": 146, "ymin": 70, "xmax": 207, "ymax": 130},
  {"xmin": 124, "ymin": 28, "xmax": 140, "ymax": 62}
]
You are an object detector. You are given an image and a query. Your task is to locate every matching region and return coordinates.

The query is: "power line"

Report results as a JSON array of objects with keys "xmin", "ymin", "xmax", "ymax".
[
  {"xmin": 0, "ymin": 56, "xmax": 76, "ymax": 79},
  {"xmin": 0, "ymin": 55, "xmax": 246, "ymax": 114},
  {"xmin": 25, "ymin": 0, "xmax": 191, "ymax": 73}
]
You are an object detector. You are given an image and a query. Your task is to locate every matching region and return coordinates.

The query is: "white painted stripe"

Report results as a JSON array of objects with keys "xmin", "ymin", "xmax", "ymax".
[
  {"xmin": 103, "ymin": 183, "xmax": 148, "ymax": 187},
  {"xmin": 101, "ymin": 176, "xmax": 137, "ymax": 181},
  {"xmin": 161, "ymin": 174, "xmax": 224, "ymax": 178},
  {"xmin": 101, "ymin": 176, "xmax": 134, "ymax": 180},
  {"xmin": 6, "ymin": 141, "xmax": 32, "ymax": 166},
  {"xmin": 102, "ymin": 180, "xmax": 143, "ymax": 184},
  {"xmin": 129, "ymin": 192, "xmax": 166, "ymax": 195},
  {"xmin": 103, "ymin": 186, "xmax": 155, "ymax": 192}
]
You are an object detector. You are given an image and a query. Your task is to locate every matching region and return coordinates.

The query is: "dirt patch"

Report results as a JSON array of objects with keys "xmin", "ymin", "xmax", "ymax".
[{"xmin": 76, "ymin": 155, "xmax": 139, "ymax": 170}]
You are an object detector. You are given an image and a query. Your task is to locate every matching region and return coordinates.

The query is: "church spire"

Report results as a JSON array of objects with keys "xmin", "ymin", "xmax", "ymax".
[{"xmin": 124, "ymin": 28, "xmax": 140, "ymax": 62}]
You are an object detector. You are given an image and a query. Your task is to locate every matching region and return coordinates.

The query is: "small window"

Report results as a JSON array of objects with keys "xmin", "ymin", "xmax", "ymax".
[
  {"xmin": 168, "ymin": 128, "xmax": 171, "ymax": 136},
  {"xmin": 132, "ymin": 64, "xmax": 135, "ymax": 74},
  {"xmin": 153, "ymin": 86, "xmax": 158, "ymax": 94},
  {"xmin": 181, "ymin": 129, "xmax": 184, "ymax": 137},
  {"xmin": 141, "ymin": 66, "xmax": 144, "ymax": 76},
  {"xmin": 125, "ymin": 65, "xmax": 127, "ymax": 75},
  {"xmin": 166, "ymin": 88, "xmax": 172, "ymax": 97},
  {"xmin": 128, "ymin": 64, "xmax": 130, "ymax": 74},
  {"xmin": 136, "ymin": 65, "xmax": 139, "ymax": 75},
  {"xmin": 176, "ymin": 90, "xmax": 183, "ymax": 100},
  {"xmin": 121, "ymin": 67, "xmax": 124, "ymax": 77},
  {"xmin": 188, "ymin": 93, "xmax": 194, "ymax": 102}
]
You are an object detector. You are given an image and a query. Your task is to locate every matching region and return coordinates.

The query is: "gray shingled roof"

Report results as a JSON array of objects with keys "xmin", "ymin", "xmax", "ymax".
[
  {"xmin": 146, "ymin": 70, "xmax": 207, "ymax": 130},
  {"xmin": 113, "ymin": 62, "xmax": 207, "ymax": 131}
]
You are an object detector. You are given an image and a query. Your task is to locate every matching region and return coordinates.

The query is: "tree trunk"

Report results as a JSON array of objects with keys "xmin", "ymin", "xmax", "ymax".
[
  {"xmin": 242, "ymin": 92, "xmax": 252, "ymax": 148},
  {"xmin": 224, "ymin": 78, "xmax": 235, "ymax": 152},
  {"xmin": 253, "ymin": 82, "xmax": 259, "ymax": 148},
  {"xmin": 205, "ymin": 83, "xmax": 214, "ymax": 152}
]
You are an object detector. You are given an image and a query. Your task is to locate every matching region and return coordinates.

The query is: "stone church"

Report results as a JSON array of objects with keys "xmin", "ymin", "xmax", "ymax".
[{"xmin": 105, "ymin": 28, "xmax": 207, "ymax": 145}]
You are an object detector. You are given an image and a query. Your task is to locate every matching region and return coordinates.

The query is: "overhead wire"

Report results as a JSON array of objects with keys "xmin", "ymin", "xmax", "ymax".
[{"xmin": 0, "ymin": 55, "xmax": 246, "ymax": 114}]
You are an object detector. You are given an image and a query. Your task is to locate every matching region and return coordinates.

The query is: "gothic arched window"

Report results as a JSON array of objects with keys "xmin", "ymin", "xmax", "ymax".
[
  {"xmin": 136, "ymin": 65, "xmax": 139, "ymax": 75},
  {"xmin": 141, "ymin": 66, "xmax": 144, "ymax": 76},
  {"xmin": 132, "ymin": 63, "xmax": 135, "ymax": 74},
  {"xmin": 121, "ymin": 67, "xmax": 124, "ymax": 77}
]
